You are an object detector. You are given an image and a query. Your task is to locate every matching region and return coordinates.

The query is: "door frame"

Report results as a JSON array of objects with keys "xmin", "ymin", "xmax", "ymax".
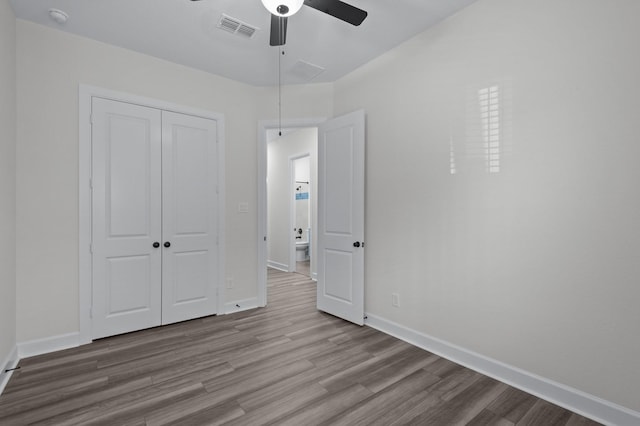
[
  {"xmin": 79, "ymin": 84, "xmax": 226, "ymax": 345},
  {"xmin": 289, "ymin": 152, "xmax": 312, "ymax": 273},
  {"xmin": 257, "ymin": 118, "xmax": 325, "ymax": 307}
]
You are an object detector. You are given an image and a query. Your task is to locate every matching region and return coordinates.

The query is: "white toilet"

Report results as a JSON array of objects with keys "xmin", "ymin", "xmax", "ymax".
[
  {"xmin": 295, "ymin": 241, "xmax": 309, "ymax": 261},
  {"xmin": 295, "ymin": 228, "xmax": 310, "ymax": 261}
]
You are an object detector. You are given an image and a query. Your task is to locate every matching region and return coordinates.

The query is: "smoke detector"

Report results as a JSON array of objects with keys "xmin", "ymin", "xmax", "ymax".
[{"xmin": 48, "ymin": 9, "xmax": 69, "ymax": 25}]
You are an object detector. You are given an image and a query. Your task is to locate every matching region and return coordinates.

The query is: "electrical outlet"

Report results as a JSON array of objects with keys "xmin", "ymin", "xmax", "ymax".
[
  {"xmin": 226, "ymin": 278, "xmax": 234, "ymax": 289},
  {"xmin": 392, "ymin": 293, "xmax": 400, "ymax": 307}
]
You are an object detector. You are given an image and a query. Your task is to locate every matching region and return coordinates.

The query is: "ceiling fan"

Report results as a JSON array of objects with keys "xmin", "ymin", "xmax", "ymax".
[{"xmin": 191, "ymin": 0, "xmax": 368, "ymax": 46}]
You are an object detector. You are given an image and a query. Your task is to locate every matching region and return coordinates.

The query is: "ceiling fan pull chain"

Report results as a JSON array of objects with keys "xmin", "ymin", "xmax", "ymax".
[{"xmin": 278, "ymin": 45, "xmax": 283, "ymax": 136}]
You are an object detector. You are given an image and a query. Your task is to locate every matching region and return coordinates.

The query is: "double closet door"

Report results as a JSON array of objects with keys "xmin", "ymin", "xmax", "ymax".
[{"xmin": 91, "ymin": 97, "xmax": 220, "ymax": 339}]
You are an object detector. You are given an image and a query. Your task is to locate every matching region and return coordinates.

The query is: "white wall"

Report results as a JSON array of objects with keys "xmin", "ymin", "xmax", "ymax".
[
  {"xmin": 14, "ymin": 20, "xmax": 334, "ymax": 343},
  {"xmin": 0, "ymin": 0, "xmax": 17, "ymax": 372},
  {"xmin": 334, "ymin": 0, "xmax": 640, "ymax": 413},
  {"xmin": 267, "ymin": 128, "xmax": 317, "ymax": 274},
  {"xmin": 15, "ymin": 20, "xmax": 258, "ymax": 342},
  {"xmin": 255, "ymin": 84, "xmax": 333, "ymax": 122}
]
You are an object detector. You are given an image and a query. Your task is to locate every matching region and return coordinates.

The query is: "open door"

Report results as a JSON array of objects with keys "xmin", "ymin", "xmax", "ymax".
[{"xmin": 317, "ymin": 110, "xmax": 365, "ymax": 325}]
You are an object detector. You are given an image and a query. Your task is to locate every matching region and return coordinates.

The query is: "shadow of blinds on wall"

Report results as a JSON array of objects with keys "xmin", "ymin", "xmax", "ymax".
[{"xmin": 479, "ymin": 86, "xmax": 501, "ymax": 174}]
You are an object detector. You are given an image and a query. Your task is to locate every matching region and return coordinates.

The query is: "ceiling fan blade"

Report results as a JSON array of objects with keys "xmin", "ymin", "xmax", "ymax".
[
  {"xmin": 303, "ymin": 0, "xmax": 367, "ymax": 26},
  {"xmin": 270, "ymin": 14, "xmax": 288, "ymax": 46}
]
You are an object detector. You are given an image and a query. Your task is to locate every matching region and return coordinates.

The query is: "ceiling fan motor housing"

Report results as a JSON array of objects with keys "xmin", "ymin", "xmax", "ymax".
[
  {"xmin": 266, "ymin": 0, "xmax": 368, "ymax": 47},
  {"xmin": 261, "ymin": 0, "xmax": 304, "ymax": 17}
]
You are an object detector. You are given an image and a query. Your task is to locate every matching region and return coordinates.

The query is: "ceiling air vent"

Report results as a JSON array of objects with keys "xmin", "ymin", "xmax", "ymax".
[{"xmin": 217, "ymin": 14, "xmax": 258, "ymax": 39}]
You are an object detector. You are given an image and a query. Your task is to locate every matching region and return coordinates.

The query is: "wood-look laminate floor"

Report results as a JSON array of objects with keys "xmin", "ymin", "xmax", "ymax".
[
  {"xmin": 295, "ymin": 260, "xmax": 310, "ymax": 278},
  {"xmin": 0, "ymin": 269, "xmax": 600, "ymax": 425}
]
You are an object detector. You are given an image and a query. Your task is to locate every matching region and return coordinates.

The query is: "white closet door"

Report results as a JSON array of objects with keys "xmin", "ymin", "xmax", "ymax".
[
  {"xmin": 91, "ymin": 98, "xmax": 163, "ymax": 339},
  {"xmin": 161, "ymin": 111, "xmax": 219, "ymax": 324}
]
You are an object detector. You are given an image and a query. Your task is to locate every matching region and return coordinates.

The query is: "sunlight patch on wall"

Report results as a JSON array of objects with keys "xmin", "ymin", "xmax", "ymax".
[
  {"xmin": 479, "ymin": 85, "xmax": 501, "ymax": 173},
  {"xmin": 449, "ymin": 81, "xmax": 511, "ymax": 176},
  {"xmin": 449, "ymin": 134, "xmax": 457, "ymax": 175}
]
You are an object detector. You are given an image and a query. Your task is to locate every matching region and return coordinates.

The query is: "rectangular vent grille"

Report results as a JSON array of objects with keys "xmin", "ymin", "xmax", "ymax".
[{"xmin": 218, "ymin": 14, "xmax": 258, "ymax": 39}]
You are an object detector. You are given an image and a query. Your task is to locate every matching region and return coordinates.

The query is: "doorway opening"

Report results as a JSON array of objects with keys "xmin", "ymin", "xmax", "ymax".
[
  {"xmin": 292, "ymin": 154, "xmax": 311, "ymax": 277},
  {"xmin": 259, "ymin": 110, "xmax": 366, "ymax": 325},
  {"xmin": 266, "ymin": 129, "xmax": 316, "ymax": 277},
  {"xmin": 257, "ymin": 118, "xmax": 325, "ymax": 307}
]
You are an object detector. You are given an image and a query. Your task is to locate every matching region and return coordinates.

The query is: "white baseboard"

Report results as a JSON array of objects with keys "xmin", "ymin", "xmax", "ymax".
[
  {"xmin": 17, "ymin": 332, "xmax": 81, "ymax": 359},
  {"xmin": 224, "ymin": 298, "xmax": 259, "ymax": 315},
  {"xmin": 0, "ymin": 345, "xmax": 19, "ymax": 396},
  {"xmin": 267, "ymin": 260, "xmax": 289, "ymax": 272},
  {"xmin": 364, "ymin": 313, "xmax": 640, "ymax": 426}
]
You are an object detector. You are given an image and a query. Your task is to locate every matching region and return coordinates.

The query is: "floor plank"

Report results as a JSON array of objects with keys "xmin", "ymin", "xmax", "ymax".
[{"xmin": 0, "ymin": 268, "xmax": 601, "ymax": 425}]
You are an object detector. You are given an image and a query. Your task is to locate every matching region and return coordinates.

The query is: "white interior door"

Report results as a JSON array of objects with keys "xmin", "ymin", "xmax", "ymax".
[
  {"xmin": 92, "ymin": 98, "xmax": 220, "ymax": 339},
  {"xmin": 91, "ymin": 98, "xmax": 162, "ymax": 339},
  {"xmin": 317, "ymin": 110, "xmax": 365, "ymax": 325},
  {"xmin": 161, "ymin": 111, "xmax": 219, "ymax": 324}
]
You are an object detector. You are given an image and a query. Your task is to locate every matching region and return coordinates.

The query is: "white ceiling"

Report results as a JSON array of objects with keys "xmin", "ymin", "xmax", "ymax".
[{"xmin": 10, "ymin": 0, "xmax": 478, "ymax": 87}]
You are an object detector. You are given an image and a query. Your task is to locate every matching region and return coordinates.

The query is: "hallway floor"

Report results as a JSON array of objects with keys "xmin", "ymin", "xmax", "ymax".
[{"xmin": 295, "ymin": 259, "xmax": 310, "ymax": 277}]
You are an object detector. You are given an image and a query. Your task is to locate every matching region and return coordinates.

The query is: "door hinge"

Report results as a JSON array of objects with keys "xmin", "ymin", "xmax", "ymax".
[
  {"xmin": 89, "ymin": 114, "xmax": 93, "ymax": 125},
  {"xmin": 89, "ymin": 178, "xmax": 93, "ymax": 189},
  {"xmin": 89, "ymin": 243, "xmax": 93, "ymax": 254}
]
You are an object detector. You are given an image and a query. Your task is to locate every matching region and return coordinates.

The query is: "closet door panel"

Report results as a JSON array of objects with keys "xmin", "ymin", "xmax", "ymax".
[
  {"xmin": 161, "ymin": 111, "xmax": 219, "ymax": 324},
  {"xmin": 91, "ymin": 98, "xmax": 162, "ymax": 339}
]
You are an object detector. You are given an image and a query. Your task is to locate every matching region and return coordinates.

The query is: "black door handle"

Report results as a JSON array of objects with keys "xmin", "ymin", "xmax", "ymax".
[
  {"xmin": 152, "ymin": 242, "xmax": 160, "ymax": 248},
  {"xmin": 353, "ymin": 241, "xmax": 361, "ymax": 248},
  {"xmin": 164, "ymin": 242, "xmax": 171, "ymax": 248}
]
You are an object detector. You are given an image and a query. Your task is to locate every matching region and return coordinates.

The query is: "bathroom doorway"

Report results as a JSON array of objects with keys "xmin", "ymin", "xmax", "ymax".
[
  {"xmin": 292, "ymin": 155, "xmax": 311, "ymax": 277},
  {"xmin": 265, "ymin": 127, "xmax": 318, "ymax": 279}
]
